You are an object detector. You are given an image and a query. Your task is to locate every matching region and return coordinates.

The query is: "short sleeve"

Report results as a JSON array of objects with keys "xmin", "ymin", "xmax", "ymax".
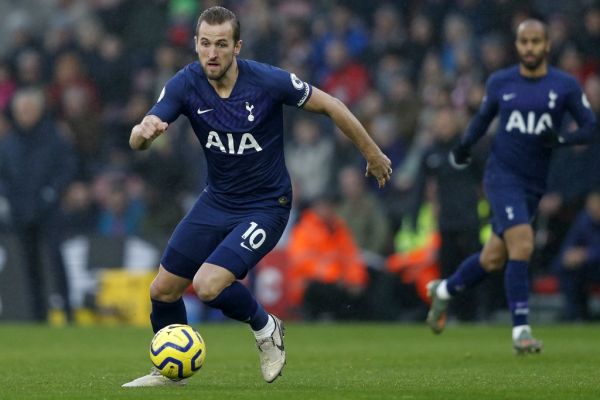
[
  {"xmin": 260, "ymin": 64, "xmax": 312, "ymax": 108},
  {"xmin": 565, "ymin": 78, "xmax": 597, "ymax": 127},
  {"xmin": 147, "ymin": 70, "xmax": 187, "ymax": 123}
]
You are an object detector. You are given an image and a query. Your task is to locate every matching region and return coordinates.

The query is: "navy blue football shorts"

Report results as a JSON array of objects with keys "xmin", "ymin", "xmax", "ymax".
[
  {"xmin": 161, "ymin": 192, "xmax": 290, "ymax": 280},
  {"xmin": 484, "ymin": 179, "xmax": 541, "ymax": 237}
]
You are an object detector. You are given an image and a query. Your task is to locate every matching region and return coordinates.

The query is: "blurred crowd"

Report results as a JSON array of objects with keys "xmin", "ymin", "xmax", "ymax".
[{"xmin": 1, "ymin": 0, "xmax": 599, "ymax": 322}]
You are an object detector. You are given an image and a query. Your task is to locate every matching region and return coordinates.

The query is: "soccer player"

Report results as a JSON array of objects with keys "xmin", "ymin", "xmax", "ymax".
[
  {"xmin": 426, "ymin": 19, "xmax": 597, "ymax": 353},
  {"xmin": 122, "ymin": 6, "xmax": 392, "ymax": 387}
]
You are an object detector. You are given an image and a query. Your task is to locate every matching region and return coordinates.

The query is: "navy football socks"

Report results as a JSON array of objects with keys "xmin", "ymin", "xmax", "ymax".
[
  {"xmin": 505, "ymin": 259, "xmax": 529, "ymax": 327},
  {"xmin": 446, "ymin": 252, "xmax": 488, "ymax": 296},
  {"xmin": 150, "ymin": 297, "xmax": 188, "ymax": 333},
  {"xmin": 204, "ymin": 281, "xmax": 269, "ymax": 331}
]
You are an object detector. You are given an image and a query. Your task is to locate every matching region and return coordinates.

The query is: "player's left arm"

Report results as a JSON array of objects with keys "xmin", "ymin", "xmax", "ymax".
[
  {"xmin": 560, "ymin": 82, "xmax": 598, "ymax": 145},
  {"xmin": 303, "ymin": 87, "xmax": 392, "ymax": 188}
]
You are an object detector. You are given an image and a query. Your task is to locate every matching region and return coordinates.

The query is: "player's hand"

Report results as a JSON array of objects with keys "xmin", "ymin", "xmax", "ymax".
[
  {"xmin": 138, "ymin": 115, "xmax": 168, "ymax": 141},
  {"xmin": 541, "ymin": 127, "xmax": 565, "ymax": 148},
  {"xmin": 365, "ymin": 152, "xmax": 392, "ymax": 188},
  {"xmin": 130, "ymin": 115, "xmax": 168, "ymax": 150},
  {"xmin": 448, "ymin": 144, "xmax": 471, "ymax": 170}
]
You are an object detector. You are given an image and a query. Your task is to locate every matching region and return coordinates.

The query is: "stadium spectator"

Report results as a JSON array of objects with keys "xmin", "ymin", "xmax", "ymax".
[
  {"xmin": 61, "ymin": 84, "xmax": 105, "ymax": 180},
  {"xmin": 535, "ymin": 143, "xmax": 593, "ymax": 274},
  {"xmin": 47, "ymin": 51, "xmax": 99, "ymax": 116},
  {"xmin": 337, "ymin": 165, "xmax": 392, "ymax": 259},
  {"xmin": 94, "ymin": 34, "xmax": 131, "ymax": 108},
  {"xmin": 311, "ymin": 4, "xmax": 369, "ymax": 82},
  {"xmin": 404, "ymin": 13, "xmax": 435, "ymax": 81},
  {"xmin": 95, "ymin": 173, "xmax": 145, "ymax": 237},
  {"xmin": 367, "ymin": 4, "xmax": 406, "ymax": 62},
  {"xmin": 320, "ymin": 39, "xmax": 371, "ymax": 108},
  {"xmin": 285, "ymin": 117, "xmax": 335, "ymax": 205},
  {"xmin": 60, "ymin": 181, "xmax": 98, "ymax": 238},
  {"xmin": 385, "ymin": 74, "xmax": 421, "ymax": 145},
  {"xmin": 440, "ymin": 14, "xmax": 474, "ymax": 79},
  {"xmin": 14, "ymin": 49, "xmax": 45, "ymax": 87},
  {"xmin": 555, "ymin": 189, "xmax": 600, "ymax": 321},
  {"xmin": 287, "ymin": 193, "xmax": 369, "ymax": 320},
  {"xmin": 578, "ymin": 2, "xmax": 600, "ymax": 65},
  {"xmin": 0, "ymin": 60, "xmax": 17, "ymax": 112},
  {"xmin": 0, "ymin": 87, "xmax": 76, "ymax": 321},
  {"xmin": 418, "ymin": 106, "xmax": 484, "ymax": 321}
]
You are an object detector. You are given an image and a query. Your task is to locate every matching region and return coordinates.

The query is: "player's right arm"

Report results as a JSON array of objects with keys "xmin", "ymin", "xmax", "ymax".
[
  {"xmin": 130, "ymin": 70, "xmax": 186, "ymax": 151},
  {"xmin": 129, "ymin": 115, "xmax": 169, "ymax": 151},
  {"xmin": 450, "ymin": 75, "xmax": 500, "ymax": 169}
]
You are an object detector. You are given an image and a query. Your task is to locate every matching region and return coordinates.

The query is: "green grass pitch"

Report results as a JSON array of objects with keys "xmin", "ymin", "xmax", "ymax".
[{"xmin": 1, "ymin": 323, "xmax": 599, "ymax": 399}]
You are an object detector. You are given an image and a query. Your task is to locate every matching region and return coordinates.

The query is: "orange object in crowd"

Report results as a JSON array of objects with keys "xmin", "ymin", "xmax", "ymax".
[
  {"xmin": 386, "ymin": 233, "xmax": 441, "ymax": 304},
  {"xmin": 286, "ymin": 209, "xmax": 368, "ymax": 306}
]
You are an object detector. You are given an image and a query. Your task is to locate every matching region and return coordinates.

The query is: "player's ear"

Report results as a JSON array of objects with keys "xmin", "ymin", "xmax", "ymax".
[{"xmin": 234, "ymin": 39, "xmax": 242, "ymax": 56}]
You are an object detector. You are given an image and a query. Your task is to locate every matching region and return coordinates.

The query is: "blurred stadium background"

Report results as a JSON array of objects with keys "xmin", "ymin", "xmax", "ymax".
[{"xmin": 0, "ymin": 0, "xmax": 599, "ymax": 327}]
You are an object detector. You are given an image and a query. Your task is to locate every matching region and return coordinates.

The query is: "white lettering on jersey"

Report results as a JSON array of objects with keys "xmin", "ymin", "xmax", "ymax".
[
  {"xmin": 505, "ymin": 111, "xmax": 553, "ymax": 135},
  {"xmin": 238, "ymin": 133, "xmax": 262, "ymax": 154},
  {"xmin": 206, "ymin": 131, "xmax": 226, "ymax": 152},
  {"xmin": 157, "ymin": 87, "xmax": 165, "ymax": 102},
  {"xmin": 205, "ymin": 131, "xmax": 263, "ymax": 154}
]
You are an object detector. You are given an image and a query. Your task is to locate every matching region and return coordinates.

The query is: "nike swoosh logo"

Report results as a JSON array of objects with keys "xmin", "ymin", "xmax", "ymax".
[
  {"xmin": 240, "ymin": 242, "xmax": 253, "ymax": 251},
  {"xmin": 502, "ymin": 93, "xmax": 516, "ymax": 101},
  {"xmin": 197, "ymin": 108, "xmax": 213, "ymax": 115}
]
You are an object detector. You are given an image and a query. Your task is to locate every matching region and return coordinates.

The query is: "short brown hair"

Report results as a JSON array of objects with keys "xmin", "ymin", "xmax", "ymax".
[{"xmin": 196, "ymin": 6, "xmax": 240, "ymax": 42}]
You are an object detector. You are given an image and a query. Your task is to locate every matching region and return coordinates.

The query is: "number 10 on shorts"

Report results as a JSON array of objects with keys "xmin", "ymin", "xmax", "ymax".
[{"xmin": 241, "ymin": 221, "xmax": 267, "ymax": 250}]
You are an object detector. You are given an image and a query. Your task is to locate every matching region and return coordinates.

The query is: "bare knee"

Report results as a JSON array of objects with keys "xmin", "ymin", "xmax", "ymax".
[
  {"xmin": 193, "ymin": 276, "xmax": 223, "ymax": 302},
  {"xmin": 149, "ymin": 265, "xmax": 191, "ymax": 302},
  {"xmin": 480, "ymin": 251, "xmax": 506, "ymax": 272},
  {"xmin": 193, "ymin": 264, "xmax": 235, "ymax": 302},
  {"xmin": 150, "ymin": 277, "xmax": 183, "ymax": 302},
  {"xmin": 505, "ymin": 225, "xmax": 534, "ymax": 260},
  {"xmin": 480, "ymin": 233, "xmax": 508, "ymax": 271},
  {"xmin": 507, "ymin": 240, "xmax": 534, "ymax": 260}
]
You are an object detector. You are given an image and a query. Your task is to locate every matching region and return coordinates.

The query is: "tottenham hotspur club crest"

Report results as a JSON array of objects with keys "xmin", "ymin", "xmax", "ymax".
[
  {"xmin": 245, "ymin": 102, "xmax": 255, "ymax": 121},
  {"xmin": 548, "ymin": 90, "xmax": 557, "ymax": 109}
]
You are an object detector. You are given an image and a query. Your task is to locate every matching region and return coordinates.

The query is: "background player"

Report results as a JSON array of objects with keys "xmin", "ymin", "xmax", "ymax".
[
  {"xmin": 122, "ymin": 6, "xmax": 391, "ymax": 387},
  {"xmin": 426, "ymin": 19, "xmax": 597, "ymax": 353}
]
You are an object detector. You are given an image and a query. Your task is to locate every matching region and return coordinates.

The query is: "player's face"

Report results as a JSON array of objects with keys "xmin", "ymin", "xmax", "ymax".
[
  {"xmin": 515, "ymin": 26, "xmax": 549, "ymax": 71},
  {"xmin": 196, "ymin": 21, "xmax": 241, "ymax": 81}
]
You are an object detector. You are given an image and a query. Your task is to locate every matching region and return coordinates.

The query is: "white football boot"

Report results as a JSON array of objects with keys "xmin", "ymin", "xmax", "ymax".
[
  {"xmin": 122, "ymin": 367, "xmax": 187, "ymax": 387},
  {"xmin": 256, "ymin": 314, "xmax": 286, "ymax": 383}
]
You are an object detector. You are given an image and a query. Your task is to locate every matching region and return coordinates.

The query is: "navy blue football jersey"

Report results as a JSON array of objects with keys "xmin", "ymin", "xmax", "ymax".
[
  {"xmin": 148, "ymin": 59, "xmax": 312, "ymax": 208},
  {"xmin": 463, "ymin": 66, "xmax": 596, "ymax": 193}
]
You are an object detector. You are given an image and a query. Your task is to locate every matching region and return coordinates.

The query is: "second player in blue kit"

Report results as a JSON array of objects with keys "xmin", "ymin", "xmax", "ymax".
[
  {"xmin": 426, "ymin": 19, "xmax": 597, "ymax": 353},
  {"xmin": 123, "ymin": 6, "xmax": 392, "ymax": 387}
]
